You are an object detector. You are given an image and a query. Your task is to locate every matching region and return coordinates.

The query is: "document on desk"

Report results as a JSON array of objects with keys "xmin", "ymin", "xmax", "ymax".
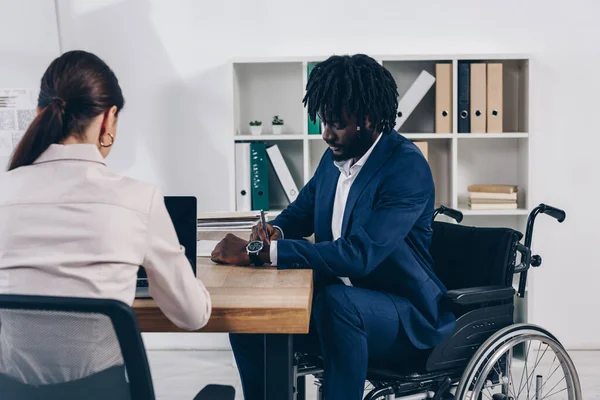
[{"xmin": 197, "ymin": 240, "xmax": 220, "ymax": 257}]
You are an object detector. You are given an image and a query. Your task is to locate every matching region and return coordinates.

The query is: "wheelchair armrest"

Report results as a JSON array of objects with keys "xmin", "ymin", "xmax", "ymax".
[{"xmin": 443, "ymin": 286, "xmax": 515, "ymax": 306}]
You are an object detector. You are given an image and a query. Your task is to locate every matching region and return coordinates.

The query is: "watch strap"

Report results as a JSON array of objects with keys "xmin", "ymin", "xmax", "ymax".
[{"xmin": 249, "ymin": 252, "xmax": 264, "ymax": 266}]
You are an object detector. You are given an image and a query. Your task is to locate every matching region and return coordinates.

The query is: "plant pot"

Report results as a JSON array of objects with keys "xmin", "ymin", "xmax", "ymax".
[
  {"xmin": 250, "ymin": 126, "xmax": 262, "ymax": 136},
  {"xmin": 272, "ymin": 125, "xmax": 283, "ymax": 135}
]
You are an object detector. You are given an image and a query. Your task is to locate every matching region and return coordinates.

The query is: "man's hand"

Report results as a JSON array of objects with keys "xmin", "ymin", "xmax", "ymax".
[
  {"xmin": 211, "ymin": 233, "xmax": 251, "ymax": 266},
  {"xmin": 250, "ymin": 223, "xmax": 282, "ymax": 244}
]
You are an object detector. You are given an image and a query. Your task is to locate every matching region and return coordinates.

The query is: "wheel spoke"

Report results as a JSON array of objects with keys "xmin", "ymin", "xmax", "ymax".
[
  {"xmin": 536, "ymin": 363, "xmax": 563, "ymax": 396},
  {"xmin": 521, "ymin": 343, "xmax": 549, "ymax": 399},
  {"xmin": 541, "ymin": 385, "xmax": 568, "ymax": 399},
  {"xmin": 518, "ymin": 341, "xmax": 533, "ymax": 397},
  {"xmin": 538, "ymin": 376, "xmax": 566, "ymax": 400}
]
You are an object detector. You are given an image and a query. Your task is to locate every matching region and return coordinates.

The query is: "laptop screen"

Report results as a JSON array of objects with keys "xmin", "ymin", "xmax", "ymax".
[{"xmin": 138, "ymin": 196, "xmax": 197, "ymax": 279}]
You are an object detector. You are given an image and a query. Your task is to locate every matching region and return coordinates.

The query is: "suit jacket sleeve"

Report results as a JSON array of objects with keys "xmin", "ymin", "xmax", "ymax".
[{"xmin": 275, "ymin": 152, "xmax": 432, "ymax": 277}]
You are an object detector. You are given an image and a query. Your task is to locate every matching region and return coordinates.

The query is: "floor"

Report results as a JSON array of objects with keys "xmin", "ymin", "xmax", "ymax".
[{"xmin": 147, "ymin": 350, "xmax": 600, "ymax": 399}]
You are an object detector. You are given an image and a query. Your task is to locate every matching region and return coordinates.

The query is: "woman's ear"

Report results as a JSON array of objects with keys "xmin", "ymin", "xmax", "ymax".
[{"xmin": 100, "ymin": 106, "xmax": 118, "ymax": 134}]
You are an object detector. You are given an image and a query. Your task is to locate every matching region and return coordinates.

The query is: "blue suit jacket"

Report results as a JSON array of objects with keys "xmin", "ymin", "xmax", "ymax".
[{"xmin": 271, "ymin": 130, "xmax": 455, "ymax": 350}]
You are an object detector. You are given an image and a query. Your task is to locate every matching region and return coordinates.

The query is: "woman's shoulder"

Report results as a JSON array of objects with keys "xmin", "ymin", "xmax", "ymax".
[{"xmin": 94, "ymin": 169, "xmax": 162, "ymax": 216}]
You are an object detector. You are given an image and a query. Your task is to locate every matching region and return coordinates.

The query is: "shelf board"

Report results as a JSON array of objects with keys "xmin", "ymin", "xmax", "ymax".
[
  {"xmin": 307, "ymin": 133, "xmax": 454, "ymax": 140},
  {"xmin": 403, "ymin": 133, "xmax": 454, "ymax": 139},
  {"xmin": 459, "ymin": 207, "xmax": 530, "ymax": 216},
  {"xmin": 457, "ymin": 133, "xmax": 528, "ymax": 139},
  {"xmin": 235, "ymin": 134, "xmax": 305, "ymax": 141}
]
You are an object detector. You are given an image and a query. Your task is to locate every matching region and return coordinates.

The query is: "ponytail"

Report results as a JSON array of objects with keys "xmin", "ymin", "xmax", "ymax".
[
  {"xmin": 7, "ymin": 50, "xmax": 124, "ymax": 171},
  {"xmin": 8, "ymin": 98, "xmax": 67, "ymax": 171}
]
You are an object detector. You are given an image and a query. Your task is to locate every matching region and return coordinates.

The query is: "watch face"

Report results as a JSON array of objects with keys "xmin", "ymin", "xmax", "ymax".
[{"xmin": 247, "ymin": 241, "xmax": 263, "ymax": 252}]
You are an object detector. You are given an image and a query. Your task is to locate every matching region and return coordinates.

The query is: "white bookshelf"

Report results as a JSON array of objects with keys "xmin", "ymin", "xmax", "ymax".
[
  {"xmin": 231, "ymin": 53, "xmax": 530, "ymax": 216},
  {"xmin": 230, "ymin": 53, "xmax": 531, "ymax": 321}
]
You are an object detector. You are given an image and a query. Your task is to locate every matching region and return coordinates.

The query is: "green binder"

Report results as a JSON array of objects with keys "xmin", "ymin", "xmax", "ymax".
[
  {"xmin": 250, "ymin": 142, "xmax": 269, "ymax": 211},
  {"xmin": 307, "ymin": 62, "xmax": 321, "ymax": 135}
]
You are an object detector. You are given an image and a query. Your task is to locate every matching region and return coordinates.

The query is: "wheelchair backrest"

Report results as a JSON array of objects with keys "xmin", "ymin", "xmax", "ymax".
[{"xmin": 430, "ymin": 221, "xmax": 523, "ymax": 290}]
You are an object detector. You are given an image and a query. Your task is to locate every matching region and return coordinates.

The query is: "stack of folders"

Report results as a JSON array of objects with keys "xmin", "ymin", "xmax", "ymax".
[
  {"xmin": 197, "ymin": 211, "xmax": 261, "ymax": 232},
  {"xmin": 457, "ymin": 62, "xmax": 503, "ymax": 133},
  {"xmin": 235, "ymin": 142, "xmax": 299, "ymax": 212},
  {"xmin": 467, "ymin": 184, "xmax": 518, "ymax": 210}
]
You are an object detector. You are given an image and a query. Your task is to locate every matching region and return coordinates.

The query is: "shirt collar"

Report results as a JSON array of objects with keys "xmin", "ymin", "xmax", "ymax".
[
  {"xmin": 33, "ymin": 144, "xmax": 106, "ymax": 166},
  {"xmin": 334, "ymin": 133, "xmax": 383, "ymax": 176}
]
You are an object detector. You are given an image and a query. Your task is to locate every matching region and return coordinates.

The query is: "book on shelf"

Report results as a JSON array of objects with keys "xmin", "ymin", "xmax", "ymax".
[
  {"xmin": 467, "ymin": 202, "xmax": 518, "ymax": 210},
  {"xmin": 468, "ymin": 184, "xmax": 518, "ymax": 194},
  {"xmin": 467, "ymin": 183, "xmax": 519, "ymax": 210}
]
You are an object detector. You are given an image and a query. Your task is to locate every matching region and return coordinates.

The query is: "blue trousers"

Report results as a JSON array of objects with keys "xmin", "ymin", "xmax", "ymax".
[{"xmin": 229, "ymin": 284, "xmax": 424, "ymax": 400}]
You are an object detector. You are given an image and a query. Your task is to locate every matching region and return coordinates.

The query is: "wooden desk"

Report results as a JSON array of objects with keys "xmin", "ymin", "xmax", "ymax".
[
  {"xmin": 133, "ymin": 237, "xmax": 314, "ymax": 400},
  {"xmin": 134, "ymin": 262, "xmax": 312, "ymax": 334}
]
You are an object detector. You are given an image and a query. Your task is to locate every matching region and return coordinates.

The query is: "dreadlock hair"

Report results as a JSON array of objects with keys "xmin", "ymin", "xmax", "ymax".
[{"xmin": 303, "ymin": 54, "xmax": 399, "ymax": 134}]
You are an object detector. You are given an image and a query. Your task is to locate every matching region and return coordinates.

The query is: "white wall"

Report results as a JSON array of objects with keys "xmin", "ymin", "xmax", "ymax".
[
  {"xmin": 2, "ymin": 0, "xmax": 599, "ymax": 350},
  {"xmin": 0, "ymin": 0, "xmax": 60, "ymax": 168}
]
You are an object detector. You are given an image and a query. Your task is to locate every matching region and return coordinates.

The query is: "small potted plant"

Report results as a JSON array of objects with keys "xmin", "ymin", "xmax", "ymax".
[
  {"xmin": 271, "ymin": 115, "xmax": 284, "ymax": 135},
  {"xmin": 249, "ymin": 120, "xmax": 262, "ymax": 136}
]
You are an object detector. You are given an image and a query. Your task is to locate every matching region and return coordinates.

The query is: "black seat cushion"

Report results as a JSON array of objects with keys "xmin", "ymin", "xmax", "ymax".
[{"xmin": 430, "ymin": 221, "xmax": 523, "ymax": 290}]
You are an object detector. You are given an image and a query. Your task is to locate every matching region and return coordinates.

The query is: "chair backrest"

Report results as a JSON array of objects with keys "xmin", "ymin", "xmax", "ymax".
[
  {"xmin": 0, "ymin": 295, "xmax": 154, "ymax": 400},
  {"xmin": 430, "ymin": 221, "xmax": 523, "ymax": 290}
]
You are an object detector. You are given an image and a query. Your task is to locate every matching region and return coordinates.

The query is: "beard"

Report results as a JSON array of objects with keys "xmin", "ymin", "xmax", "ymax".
[{"xmin": 330, "ymin": 127, "xmax": 376, "ymax": 162}]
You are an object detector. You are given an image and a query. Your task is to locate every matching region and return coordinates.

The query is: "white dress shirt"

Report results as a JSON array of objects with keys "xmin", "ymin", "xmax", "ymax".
[
  {"xmin": 270, "ymin": 133, "xmax": 383, "ymax": 286},
  {"xmin": 0, "ymin": 144, "xmax": 211, "ymax": 384}
]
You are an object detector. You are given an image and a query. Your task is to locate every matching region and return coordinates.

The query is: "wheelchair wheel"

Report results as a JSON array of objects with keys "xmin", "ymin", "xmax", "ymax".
[{"xmin": 455, "ymin": 323, "xmax": 581, "ymax": 400}]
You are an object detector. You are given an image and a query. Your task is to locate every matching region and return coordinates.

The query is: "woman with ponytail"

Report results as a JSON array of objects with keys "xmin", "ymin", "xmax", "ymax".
[{"xmin": 0, "ymin": 51, "xmax": 211, "ymax": 394}]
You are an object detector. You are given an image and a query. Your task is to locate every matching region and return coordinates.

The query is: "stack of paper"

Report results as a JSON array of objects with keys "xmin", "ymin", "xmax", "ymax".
[{"xmin": 197, "ymin": 211, "xmax": 261, "ymax": 232}]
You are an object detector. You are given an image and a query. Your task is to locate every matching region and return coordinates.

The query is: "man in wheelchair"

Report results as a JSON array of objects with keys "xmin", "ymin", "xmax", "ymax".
[
  {"xmin": 212, "ymin": 54, "xmax": 582, "ymax": 400},
  {"xmin": 213, "ymin": 54, "xmax": 456, "ymax": 400}
]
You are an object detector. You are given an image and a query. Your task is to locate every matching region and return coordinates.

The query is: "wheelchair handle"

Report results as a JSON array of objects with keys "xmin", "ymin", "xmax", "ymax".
[
  {"xmin": 433, "ymin": 205, "xmax": 463, "ymax": 223},
  {"xmin": 517, "ymin": 203, "xmax": 566, "ymax": 297},
  {"xmin": 539, "ymin": 204, "xmax": 566, "ymax": 223}
]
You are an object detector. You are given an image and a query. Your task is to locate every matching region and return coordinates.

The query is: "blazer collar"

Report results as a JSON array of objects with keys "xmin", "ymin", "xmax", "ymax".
[
  {"xmin": 33, "ymin": 144, "xmax": 106, "ymax": 166},
  {"xmin": 341, "ymin": 131, "xmax": 398, "ymax": 236}
]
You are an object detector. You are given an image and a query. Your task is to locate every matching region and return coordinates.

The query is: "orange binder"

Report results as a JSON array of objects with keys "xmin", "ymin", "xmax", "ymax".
[
  {"xmin": 470, "ymin": 63, "xmax": 487, "ymax": 133},
  {"xmin": 435, "ymin": 63, "xmax": 452, "ymax": 133},
  {"xmin": 413, "ymin": 141, "xmax": 428, "ymax": 162},
  {"xmin": 486, "ymin": 63, "xmax": 503, "ymax": 132}
]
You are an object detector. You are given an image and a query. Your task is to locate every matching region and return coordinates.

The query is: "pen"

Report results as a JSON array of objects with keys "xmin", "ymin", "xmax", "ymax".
[{"xmin": 260, "ymin": 210, "xmax": 270, "ymax": 243}]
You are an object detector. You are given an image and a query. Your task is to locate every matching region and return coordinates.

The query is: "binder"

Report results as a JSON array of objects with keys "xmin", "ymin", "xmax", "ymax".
[
  {"xmin": 250, "ymin": 142, "xmax": 269, "ymax": 211},
  {"xmin": 435, "ymin": 64, "xmax": 452, "ymax": 133},
  {"xmin": 457, "ymin": 63, "xmax": 470, "ymax": 133},
  {"xmin": 307, "ymin": 62, "xmax": 321, "ymax": 135},
  {"xmin": 396, "ymin": 70, "xmax": 435, "ymax": 130},
  {"xmin": 413, "ymin": 141, "xmax": 428, "ymax": 162},
  {"xmin": 234, "ymin": 143, "xmax": 251, "ymax": 211},
  {"xmin": 266, "ymin": 144, "xmax": 299, "ymax": 203},
  {"xmin": 486, "ymin": 63, "xmax": 503, "ymax": 132},
  {"xmin": 470, "ymin": 63, "xmax": 487, "ymax": 133}
]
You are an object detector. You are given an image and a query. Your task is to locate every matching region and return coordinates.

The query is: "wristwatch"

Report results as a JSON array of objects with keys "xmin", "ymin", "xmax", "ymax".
[{"xmin": 246, "ymin": 241, "xmax": 264, "ymax": 266}]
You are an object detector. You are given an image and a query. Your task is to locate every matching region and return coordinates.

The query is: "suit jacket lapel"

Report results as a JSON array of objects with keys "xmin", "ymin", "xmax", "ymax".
[{"xmin": 341, "ymin": 132, "xmax": 397, "ymax": 237}]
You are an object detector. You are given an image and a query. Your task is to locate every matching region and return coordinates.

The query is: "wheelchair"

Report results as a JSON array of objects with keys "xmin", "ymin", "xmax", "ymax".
[{"xmin": 294, "ymin": 203, "xmax": 581, "ymax": 400}]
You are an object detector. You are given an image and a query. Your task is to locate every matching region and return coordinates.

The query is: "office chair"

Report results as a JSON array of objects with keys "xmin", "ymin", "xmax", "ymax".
[{"xmin": 0, "ymin": 295, "xmax": 235, "ymax": 400}]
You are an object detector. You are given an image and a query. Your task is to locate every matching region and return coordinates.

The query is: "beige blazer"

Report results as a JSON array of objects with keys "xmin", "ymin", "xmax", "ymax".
[{"xmin": 0, "ymin": 144, "xmax": 210, "ymax": 384}]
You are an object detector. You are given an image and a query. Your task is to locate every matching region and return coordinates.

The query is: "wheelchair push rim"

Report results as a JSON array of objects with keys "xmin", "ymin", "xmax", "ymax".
[{"xmin": 455, "ymin": 324, "xmax": 581, "ymax": 400}]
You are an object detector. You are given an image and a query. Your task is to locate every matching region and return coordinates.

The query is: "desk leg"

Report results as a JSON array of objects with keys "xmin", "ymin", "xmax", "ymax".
[{"xmin": 265, "ymin": 334, "xmax": 293, "ymax": 400}]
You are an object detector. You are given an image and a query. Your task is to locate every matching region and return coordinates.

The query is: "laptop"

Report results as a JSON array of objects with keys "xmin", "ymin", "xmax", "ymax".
[{"xmin": 135, "ymin": 196, "xmax": 197, "ymax": 299}]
